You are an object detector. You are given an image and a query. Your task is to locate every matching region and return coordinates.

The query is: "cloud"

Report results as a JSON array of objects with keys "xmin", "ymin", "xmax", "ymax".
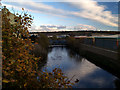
[
  {"xmin": 2, "ymin": 0, "xmax": 119, "ymax": 2},
  {"xmin": 75, "ymin": 24, "xmax": 96, "ymax": 30},
  {"xmin": 2, "ymin": 0, "xmax": 118, "ymax": 27},
  {"xmin": 2, "ymin": 2, "xmax": 69, "ymax": 18},
  {"xmin": 67, "ymin": 0, "xmax": 118, "ymax": 27},
  {"xmin": 29, "ymin": 24, "xmax": 97, "ymax": 32},
  {"xmin": 29, "ymin": 24, "xmax": 67, "ymax": 32}
]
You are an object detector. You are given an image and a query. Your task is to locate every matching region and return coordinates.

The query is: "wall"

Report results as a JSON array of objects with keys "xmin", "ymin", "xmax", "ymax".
[{"xmin": 80, "ymin": 43, "xmax": 118, "ymax": 60}]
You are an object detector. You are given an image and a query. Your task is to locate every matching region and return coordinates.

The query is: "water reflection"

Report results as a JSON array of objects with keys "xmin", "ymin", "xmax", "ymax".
[
  {"xmin": 67, "ymin": 48, "xmax": 82, "ymax": 63},
  {"xmin": 41, "ymin": 47, "xmax": 118, "ymax": 88},
  {"xmin": 114, "ymin": 79, "xmax": 120, "ymax": 89}
]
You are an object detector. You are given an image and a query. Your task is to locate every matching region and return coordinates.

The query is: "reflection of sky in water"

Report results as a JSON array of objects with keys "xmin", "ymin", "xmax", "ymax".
[
  {"xmin": 42, "ymin": 47, "xmax": 117, "ymax": 88},
  {"xmin": 74, "ymin": 69, "xmax": 116, "ymax": 88}
]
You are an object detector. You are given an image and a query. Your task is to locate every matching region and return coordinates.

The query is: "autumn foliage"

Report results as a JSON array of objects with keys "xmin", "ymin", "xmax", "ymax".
[
  {"xmin": 2, "ymin": 7, "xmax": 74, "ymax": 88},
  {"xmin": 2, "ymin": 7, "xmax": 39, "ymax": 88}
]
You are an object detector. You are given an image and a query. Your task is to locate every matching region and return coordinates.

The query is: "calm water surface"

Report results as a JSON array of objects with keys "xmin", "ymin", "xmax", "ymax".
[{"xmin": 41, "ymin": 47, "xmax": 118, "ymax": 88}]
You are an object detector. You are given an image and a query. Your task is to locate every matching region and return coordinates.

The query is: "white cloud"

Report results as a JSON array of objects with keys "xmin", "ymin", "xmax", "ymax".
[
  {"xmin": 67, "ymin": 0, "xmax": 118, "ymax": 27},
  {"xmin": 29, "ymin": 24, "xmax": 97, "ymax": 32},
  {"xmin": 29, "ymin": 24, "xmax": 67, "ymax": 32},
  {"xmin": 2, "ymin": 0, "xmax": 118, "ymax": 27},
  {"xmin": 76, "ymin": 24, "xmax": 96, "ymax": 30},
  {"xmin": 2, "ymin": 0, "xmax": 119, "ymax": 2},
  {"xmin": 2, "ymin": 2, "xmax": 69, "ymax": 18}
]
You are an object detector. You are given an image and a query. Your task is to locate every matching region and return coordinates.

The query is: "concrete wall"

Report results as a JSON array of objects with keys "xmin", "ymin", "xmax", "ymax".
[
  {"xmin": 80, "ymin": 44, "xmax": 119, "ymax": 61},
  {"xmin": 83, "ymin": 38, "xmax": 119, "ymax": 51},
  {"xmin": 79, "ymin": 44, "xmax": 120, "ymax": 78}
]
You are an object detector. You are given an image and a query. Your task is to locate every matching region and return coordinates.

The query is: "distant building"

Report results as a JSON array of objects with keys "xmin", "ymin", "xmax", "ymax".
[
  {"xmin": 57, "ymin": 35, "xmax": 69, "ymax": 38},
  {"xmin": 2, "ymin": 6, "xmax": 23, "ymax": 38},
  {"xmin": 2, "ymin": 6, "xmax": 19, "ymax": 25}
]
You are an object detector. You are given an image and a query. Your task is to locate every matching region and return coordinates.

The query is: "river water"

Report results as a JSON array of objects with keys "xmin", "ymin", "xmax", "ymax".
[{"xmin": 41, "ymin": 46, "xmax": 119, "ymax": 88}]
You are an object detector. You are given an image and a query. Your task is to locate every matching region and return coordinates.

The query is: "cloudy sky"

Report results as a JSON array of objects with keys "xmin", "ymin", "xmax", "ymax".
[{"xmin": 2, "ymin": 0, "xmax": 119, "ymax": 32}]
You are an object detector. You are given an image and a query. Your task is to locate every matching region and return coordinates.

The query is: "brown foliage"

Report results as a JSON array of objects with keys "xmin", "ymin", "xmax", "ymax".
[{"xmin": 2, "ymin": 7, "xmax": 74, "ymax": 88}]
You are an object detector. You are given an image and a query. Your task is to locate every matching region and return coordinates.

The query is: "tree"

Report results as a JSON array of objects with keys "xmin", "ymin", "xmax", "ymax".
[
  {"xmin": 2, "ymin": 7, "xmax": 75, "ymax": 88},
  {"xmin": 2, "ymin": 6, "xmax": 39, "ymax": 88}
]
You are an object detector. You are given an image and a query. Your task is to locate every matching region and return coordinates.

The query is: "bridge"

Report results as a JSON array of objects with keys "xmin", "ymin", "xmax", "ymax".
[
  {"xmin": 49, "ymin": 45, "xmax": 66, "ymax": 48},
  {"xmin": 29, "ymin": 31, "xmax": 120, "ymax": 36}
]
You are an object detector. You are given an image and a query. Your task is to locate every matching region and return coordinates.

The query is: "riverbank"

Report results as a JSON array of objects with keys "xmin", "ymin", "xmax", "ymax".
[
  {"xmin": 42, "ymin": 46, "xmax": 119, "ymax": 88},
  {"xmin": 66, "ymin": 38, "xmax": 120, "ymax": 79}
]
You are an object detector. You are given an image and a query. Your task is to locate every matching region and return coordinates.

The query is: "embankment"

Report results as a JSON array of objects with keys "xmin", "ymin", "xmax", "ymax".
[{"xmin": 67, "ymin": 38, "xmax": 120, "ymax": 78}]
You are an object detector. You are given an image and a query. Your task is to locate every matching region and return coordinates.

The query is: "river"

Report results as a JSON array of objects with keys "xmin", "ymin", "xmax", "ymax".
[{"xmin": 41, "ymin": 46, "xmax": 119, "ymax": 88}]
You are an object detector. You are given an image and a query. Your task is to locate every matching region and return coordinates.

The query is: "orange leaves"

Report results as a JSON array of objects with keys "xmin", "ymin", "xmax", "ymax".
[
  {"xmin": 34, "ymin": 58, "xmax": 38, "ymax": 61},
  {"xmin": 10, "ymin": 71, "xmax": 14, "ymax": 74},
  {"xmin": 22, "ymin": 8, "xmax": 24, "ymax": 11},
  {"xmin": 24, "ymin": 83, "xmax": 27, "ymax": 87},
  {"xmin": 36, "ymin": 68, "xmax": 73, "ymax": 88},
  {"xmin": 24, "ymin": 17, "xmax": 29, "ymax": 20},
  {"xmin": 45, "ymin": 76, "xmax": 48, "ymax": 79},
  {"xmin": 57, "ymin": 73, "xmax": 61, "ymax": 76}
]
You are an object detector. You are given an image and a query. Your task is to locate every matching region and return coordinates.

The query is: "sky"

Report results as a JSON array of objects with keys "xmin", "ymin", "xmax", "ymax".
[{"xmin": 1, "ymin": 0, "xmax": 119, "ymax": 32}]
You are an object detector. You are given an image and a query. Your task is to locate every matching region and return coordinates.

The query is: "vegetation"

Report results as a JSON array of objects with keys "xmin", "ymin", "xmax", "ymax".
[
  {"xmin": 32, "ymin": 43, "xmax": 48, "ymax": 60},
  {"xmin": 37, "ymin": 33, "xmax": 49, "ymax": 49},
  {"xmin": 2, "ymin": 7, "xmax": 39, "ymax": 88},
  {"xmin": 66, "ymin": 37, "xmax": 84, "ymax": 52},
  {"xmin": 2, "ymin": 7, "xmax": 75, "ymax": 88},
  {"xmin": 51, "ymin": 35, "xmax": 57, "ymax": 40},
  {"xmin": 31, "ymin": 33, "xmax": 49, "ymax": 60}
]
